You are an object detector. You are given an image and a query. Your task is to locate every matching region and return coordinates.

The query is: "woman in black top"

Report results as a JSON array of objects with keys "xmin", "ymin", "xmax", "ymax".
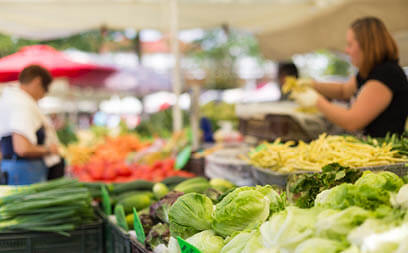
[{"xmin": 292, "ymin": 17, "xmax": 408, "ymax": 137}]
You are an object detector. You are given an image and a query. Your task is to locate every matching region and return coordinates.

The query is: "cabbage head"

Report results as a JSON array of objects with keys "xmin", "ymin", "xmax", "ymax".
[
  {"xmin": 255, "ymin": 185, "xmax": 286, "ymax": 214},
  {"xmin": 169, "ymin": 193, "xmax": 214, "ymax": 238},
  {"xmin": 221, "ymin": 230, "xmax": 262, "ymax": 253},
  {"xmin": 356, "ymin": 171, "xmax": 403, "ymax": 192},
  {"xmin": 315, "ymin": 206, "xmax": 372, "ymax": 240},
  {"xmin": 294, "ymin": 238, "xmax": 346, "ymax": 253},
  {"xmin": 186, "ymin": 230, "xmax": 224, "ymax": 253},
  {"xmin": 314, "ymin": 183, "xmax": 358, "ymax": 209},
  {"xmin": 212, "ymin": 187, "xmax": 270, "ymax": 237},
  {"xmin": 260, "ymin": 206, "xmax": 322, "ymax": 252}
]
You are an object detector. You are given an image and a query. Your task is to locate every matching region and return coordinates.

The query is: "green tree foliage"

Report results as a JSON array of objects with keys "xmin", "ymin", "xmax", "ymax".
[
  {"xmin": 0, "ymin": 30, "xmax": 104, "ymax": 57},
  {"xmin": 187, "ymin": 27, "xmax": 262, "ymax": 90},
  {"xmin": 318, "ymin": 50, "xmax": 351, "ymax": 77}
]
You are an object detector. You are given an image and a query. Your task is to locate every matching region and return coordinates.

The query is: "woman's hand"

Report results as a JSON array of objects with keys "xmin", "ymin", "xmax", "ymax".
[{"xmin": 291, "ymin": 87, "xmax": 321, "ymax": 107}]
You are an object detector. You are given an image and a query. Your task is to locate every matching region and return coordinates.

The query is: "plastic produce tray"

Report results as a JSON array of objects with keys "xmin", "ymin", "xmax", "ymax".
[
  {"xmin": 205, "ymin": 146, "xmax": 254, "ymax": 186},
  {"xmin": 252, "ymin": 162, "xmax": 408, "ymax": 187},
  {"xmin": 0, "ymin": 220, "xmax": 103, "ymax": 253}
]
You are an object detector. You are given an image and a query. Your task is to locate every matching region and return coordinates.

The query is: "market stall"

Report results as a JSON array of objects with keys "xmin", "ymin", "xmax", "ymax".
[{"xmin": 1, "ymin": 1, "xmax": 408, "ymax": 253}]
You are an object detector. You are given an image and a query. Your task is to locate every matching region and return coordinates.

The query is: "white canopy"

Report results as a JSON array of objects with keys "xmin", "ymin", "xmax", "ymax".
[
  {"xmin": 257, "ymin": 0, "xmax": 408, "ymax": 65},
  {"xmin": 0, "ymin": 0, "xmax": 313, "ymax": 40},
  {"xmin": 0, "ymin": 0, "xmax": 407, "ymax": 63}
]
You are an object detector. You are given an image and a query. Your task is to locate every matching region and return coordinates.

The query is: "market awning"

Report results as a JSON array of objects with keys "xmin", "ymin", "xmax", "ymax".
[
  {"xmin": 0, "ymin": 0, "xmax": 313, "ymax": 40},
  {"xmin": 0, "ymin": 0, "xmax": 406, "ymax": 63},
  {"xmin": 0, "ymin": 45, "xmax": 115, "ymax": 83},
  {"xmin": 256, "ymin": 0, "xmax": 408, "ymax": 65}
]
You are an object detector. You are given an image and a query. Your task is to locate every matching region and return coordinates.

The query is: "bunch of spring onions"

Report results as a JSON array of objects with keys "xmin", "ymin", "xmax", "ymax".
[{"xmin": 0, "ymin": 178, "xmax": 95, "ymax": 235}]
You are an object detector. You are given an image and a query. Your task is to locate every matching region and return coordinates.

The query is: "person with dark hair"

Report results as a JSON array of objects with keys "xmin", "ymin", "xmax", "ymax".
[
  {"xmin": 0, "ymin": 64, "xmax": 59, "ymax": 185},
  {"xmin": 291, "ymin": 16, "xmax": 408, "ymax": 137},
  {"xmin": 277, "ymin": 62, "xmax": 299, "ymax": 100}
]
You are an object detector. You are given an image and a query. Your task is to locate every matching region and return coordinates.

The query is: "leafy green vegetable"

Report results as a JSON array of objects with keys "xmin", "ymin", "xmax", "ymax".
[
  {"xmin": 355, "ymin": 171, "xmax": 403, "ymax": 193},
  {"xmin": 255, "ymin": 185, "xmax": 286, "ymax": 214},
  {"xmin": 150, "ymin": 191, "xmax": 184, "ymax": 224},
  {"xmin": 315, "ymin": 184, "xmax": 358, "ymax": 210},
  {"xmin": 287, "ymin": 163, "xmax": 363, "ymax": 208},
  {"xmin": 391, "ymin": 184, "xmax": 408, "ymax": 209},
  {"xmin": 146, "ymin": 223, "xmax": 170, "ymax": 249},
  {"xmin": 294, "ymin": 238, "xmax": 346, "ymax": 253},
  {"xmin": 220, "ymin": 230, "xmax": 262, "ymax": 253},
  {"xmin": 186, "ymin": 230, "xmax": 224, "ymax": 253},
  {"xmin": 260, "ymin": 206, "xmax": 322, "ymax": 251},
  {"xmin": 354, "ymin": 223, "xmax": 408, "ymax": 253},
  {"xmin": 361, "ymin": 132, "xmax": 408, "ymax": 157},
  {"xmin": 315, "ymin": 171, "xmax": 403, "ymax": 210},
  {"xmin": 341, "ymin": 246, "xmax": 361, "ymax": 253},
  {"xmin": 347, "ymin": 219, "xmax": 394, "ymax": 248},
  {"xmin": 169, "ymin": 193, "xmax": 214, "ymax": 238},
  {"xmin": 56, "ymin": 123, "xmax": 78, "ymax": 146},
  {"xmin": 212, "ymin": 187, "xmax": 270, "ymax": 237},
  {"xmin": 315, "ymin": 206, "xmax": 372, "ymax": 240}
]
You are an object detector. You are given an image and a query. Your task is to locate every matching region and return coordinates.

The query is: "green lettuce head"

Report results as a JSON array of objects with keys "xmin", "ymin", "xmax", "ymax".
[
  {"xmin": 260, "ymin": 206, "xmax": 322, "ymax": 252},
  {"xmin": 377, "ymin": 171, "xmax": 404, "ymax": 192},
  {"xmin": 294, "ymin": 238, "xmax": 346, "ymax": 253},
  {"xmin": 212, "ymin": 187, "xmax": 270, "ymax": 237},
  {"xmin": 169, "ymin": 193, "xmax": 214, "ymax": 238},
  {"xmin": 315, "ymin": 206, "xmax": 372, "ymax": 240},
  {"xmin": 186, "ymin": 230, "xmax": 224, "ymax": 253},
  {"xmin": 356, "ymin": 171, "xmax": 403, "ymax": 192},
  {"xmin": 315, "ymin": 183, "xmax": 358, "ymax": 209},
  {"xmin": 341, "ymin": 246, "xmax": 361, "ymax": 253},
  {"xmin": 255, "ymin": 185, "xmax": 286, "ymax": 214},
  {"xmin": 354, "ymin": 172, "xmax": 394, "ymax": 209},
  {"xmin": 221, "ymin": 230, "xmax": 262, "ymax": 253}
]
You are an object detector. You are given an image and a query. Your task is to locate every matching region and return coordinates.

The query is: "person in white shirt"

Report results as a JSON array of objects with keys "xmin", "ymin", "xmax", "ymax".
[{"xmin": 0, "ymin": 65, "xmax": 59, "ymax": 185}]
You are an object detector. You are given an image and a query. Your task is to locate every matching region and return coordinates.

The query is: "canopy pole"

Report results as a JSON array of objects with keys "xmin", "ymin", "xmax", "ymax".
[
  {"xmin": 190, "ymin": 84, "xmax": 201, "ymax": 151},
  {"xmin": 170, "ymin": 0, "xmax": 182, "ymax": 132}
]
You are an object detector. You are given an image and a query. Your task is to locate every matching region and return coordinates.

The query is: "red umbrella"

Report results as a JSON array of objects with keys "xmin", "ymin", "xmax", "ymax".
[{"xmin": 0, "ymin": 45, "xmax": 115, "ymax": 84}]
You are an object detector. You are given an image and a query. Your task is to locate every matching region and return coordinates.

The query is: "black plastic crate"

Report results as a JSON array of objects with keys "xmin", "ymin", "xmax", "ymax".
[
  {"xmin": 0, "ymin": 221, "xmax": 103, "ymax": 253},
  {"xmin": 130, "ymin": 238, "xmax": 151, "ymax": 253},
  {"xmin": 104, "ymin": 218, "xmax": 132, "ymax": 253},
  {"xmin": 96, "ymin": 208, "xmax": 131, "ymax": 253}
]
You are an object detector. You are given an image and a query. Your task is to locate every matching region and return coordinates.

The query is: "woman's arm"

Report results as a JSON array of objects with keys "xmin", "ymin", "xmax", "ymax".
[
  {"xmin": 12, "ymin": 133, "xmax": 56, "ymax": 158},
  {"xmin": 313, "ymin": 76, "xmax": 357, "ymax": 100},
  {"xmin": 316, "ymin": 80, "xmax": 392, "ymax": 132}
]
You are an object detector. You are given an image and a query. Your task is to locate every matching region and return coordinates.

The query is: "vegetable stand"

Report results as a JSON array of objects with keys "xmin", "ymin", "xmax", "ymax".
[{"xmin": 1, "ymin": 132, "xmax": 408, "ymax": 253}]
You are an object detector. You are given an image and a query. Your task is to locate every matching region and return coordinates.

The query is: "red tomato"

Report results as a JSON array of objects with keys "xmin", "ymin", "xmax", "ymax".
[
  {"xmin": 117, "ymin": 164, "xmax": 132, "ymax": 177},
  {"xmin": 104, "ymin": 167, "xmax": 117, "ymax": 180}
]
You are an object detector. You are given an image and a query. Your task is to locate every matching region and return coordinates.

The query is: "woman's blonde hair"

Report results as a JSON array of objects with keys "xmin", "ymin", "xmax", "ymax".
[{"xmin": 351, "ymin": 16, "xmax": 399, "ymax": 78}]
